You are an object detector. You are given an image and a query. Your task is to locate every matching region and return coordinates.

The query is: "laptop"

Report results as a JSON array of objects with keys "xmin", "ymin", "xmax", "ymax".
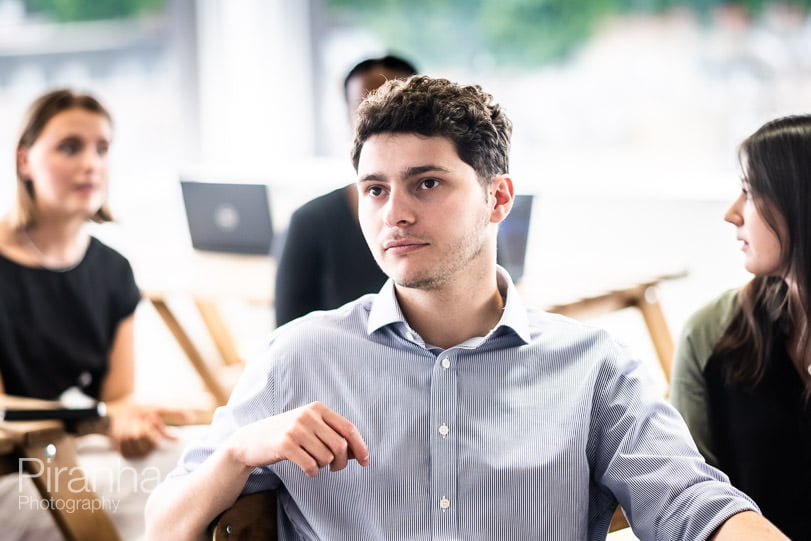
[
  {"xmin": 180, "ymin": 180, "xmax": 274, "ymax": 254},
  {"xmin": 497, "ymin": 194, "xmax": 534, "ymax": 283}
]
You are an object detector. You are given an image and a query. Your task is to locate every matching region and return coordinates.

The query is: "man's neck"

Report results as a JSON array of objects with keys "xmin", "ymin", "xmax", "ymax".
[{"xmin": 394, "ymin": 266, "xmax": 505, "ymax": 350}]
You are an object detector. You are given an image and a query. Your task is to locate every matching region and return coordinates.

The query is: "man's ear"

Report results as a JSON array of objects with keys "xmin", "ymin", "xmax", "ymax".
[{"xmin": 489, "ymin": 175, "xmax": 514, "ymax": 224}]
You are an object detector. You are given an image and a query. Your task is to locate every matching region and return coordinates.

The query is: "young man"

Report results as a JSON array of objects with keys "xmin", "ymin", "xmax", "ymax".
[
  {"xmin": 146, "ymin": 76, "xmax": 786, "ymax": 540},
  {"xmin": 273, "ymin": 55, "xmax": 418, "ymax": 327}
]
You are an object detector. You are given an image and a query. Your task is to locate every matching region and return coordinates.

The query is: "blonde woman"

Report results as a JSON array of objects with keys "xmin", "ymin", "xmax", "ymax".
[{"xmin": 0, "ymin": 89, "xmax": 189, "ymax": 540}]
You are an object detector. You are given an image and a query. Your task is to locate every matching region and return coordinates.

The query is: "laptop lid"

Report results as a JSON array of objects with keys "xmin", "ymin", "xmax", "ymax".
[
  {"xmin": 180, "ymin": 180, "xmax": 274, "ymax": 255},
  {"xmin": 497, "ymin": 194, "xmax": 534, "ymax": 283}
]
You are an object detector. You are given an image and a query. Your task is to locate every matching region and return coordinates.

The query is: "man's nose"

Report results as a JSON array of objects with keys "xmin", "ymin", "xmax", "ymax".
[{"xmin": 383, "ymin": 189, "xmax": 415, "ymax": 227}]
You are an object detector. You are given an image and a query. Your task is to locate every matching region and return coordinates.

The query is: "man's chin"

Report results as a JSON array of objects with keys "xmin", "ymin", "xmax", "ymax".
[{"xmin": 393, "ymin": 273, "xmax": 442, "ymax": 291}]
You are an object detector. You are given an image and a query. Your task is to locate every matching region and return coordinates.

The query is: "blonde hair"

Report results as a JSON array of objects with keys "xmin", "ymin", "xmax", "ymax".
[{"xmin": 11, "ymin": 89, "xmax": 114, "ymax": 230}]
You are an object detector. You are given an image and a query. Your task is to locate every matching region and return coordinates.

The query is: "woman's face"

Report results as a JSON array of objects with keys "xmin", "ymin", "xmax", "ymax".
[
  {"xmin": 724, "ymin": 179, "xmax": 787, "ymax": 277},
  {"xmin": 18, "ymin": 108, "xmax": 111, "ymax": 222}
]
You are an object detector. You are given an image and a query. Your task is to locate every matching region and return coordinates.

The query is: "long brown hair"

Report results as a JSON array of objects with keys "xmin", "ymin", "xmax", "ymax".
[
  {"xmin": 715, "ymin": 115, "xmax": 811, "ymax": 387},
  {"xmin": 11, "ymin": 88, "xmax": 114, "ymax": 229}
]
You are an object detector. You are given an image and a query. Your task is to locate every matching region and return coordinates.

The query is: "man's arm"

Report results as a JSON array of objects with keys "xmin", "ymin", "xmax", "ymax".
[
  {"xmin": 144, "ymin": 402, "xmax": 369, "ymax": 541},
  {"xmin": 711, "ymin": 511, "xmax": 788, "ymax": 540}
]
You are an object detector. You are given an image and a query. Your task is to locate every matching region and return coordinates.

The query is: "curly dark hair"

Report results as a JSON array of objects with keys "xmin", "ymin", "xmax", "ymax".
[{"xmin": 351, "ymin": 76, "xmax": 512, "ymax": 187}]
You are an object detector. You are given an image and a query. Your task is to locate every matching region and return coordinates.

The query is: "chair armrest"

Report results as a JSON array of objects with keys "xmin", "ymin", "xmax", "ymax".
[{"xmin": 210, "ymin": 490, "xmax": 278, "ymax": 540}]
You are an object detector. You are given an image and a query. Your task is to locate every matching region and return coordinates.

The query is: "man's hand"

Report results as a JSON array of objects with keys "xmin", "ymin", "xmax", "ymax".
[{"xmin": 227, "ymin": 401, "xmax": 370, "ymax": 477}]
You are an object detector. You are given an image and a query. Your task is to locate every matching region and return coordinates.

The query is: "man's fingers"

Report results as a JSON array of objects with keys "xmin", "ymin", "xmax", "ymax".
[
  {"xmin": 320, "ymin": 409, "xmax": 370, "ymax": 467},
  {"xmin": 234, "ymin": 402, "xmax": 369, "ymax": 475},
  {"xmin": 284, "ymin": 425, "xmax": 336, "ymax": 470},
  {"xmin": 285, "ymin": 445, "xmax": 323, "ymax": 478}
]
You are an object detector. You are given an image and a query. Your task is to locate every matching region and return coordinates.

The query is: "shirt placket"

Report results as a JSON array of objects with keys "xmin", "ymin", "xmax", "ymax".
[{"xmin": 430, "ymin": 348, "xmax": 458, "ymax": 540}]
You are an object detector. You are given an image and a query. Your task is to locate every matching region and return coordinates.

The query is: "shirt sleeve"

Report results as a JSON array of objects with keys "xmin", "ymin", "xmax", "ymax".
[
  {"xmin": 115, "ymin": 256, "xmax": 142, "ymax": 322},
  {"xmin": 588, "ymin": 339, "xmax": 758, "ymax": 540},
  {"xmin": 168, "ymin": 342, "xmax": 283, "ymax": 494}
]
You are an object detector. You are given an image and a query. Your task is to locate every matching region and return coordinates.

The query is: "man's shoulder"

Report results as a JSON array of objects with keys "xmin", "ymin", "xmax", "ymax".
[
  {"xmin": 524, "ymin": 307, "xmax": 624, "ymax": 355},
  {"xmin": 291, "ymin": 187, "xmax": 347, "ymax": 220},
  {"xmin": 272, "ymin": 293, "xmax": 375, "ymax": 341}
]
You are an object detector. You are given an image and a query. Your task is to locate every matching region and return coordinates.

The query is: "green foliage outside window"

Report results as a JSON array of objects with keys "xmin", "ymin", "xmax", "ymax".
[
  {"xmin": 24, "ymin": 0, "xmax": 166, "ymax": 22},
  {"xmin": 328, "ymin": 0, "xmax": 811, "ymax": 68}
]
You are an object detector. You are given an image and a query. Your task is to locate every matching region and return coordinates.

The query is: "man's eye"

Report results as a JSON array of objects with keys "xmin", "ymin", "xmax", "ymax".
[
  {"xmin": 420, "ymin": 178, "xmax": 439, "ymax": 189},
  {"xmin": 367, "ymin": 186, "xmax": 383, "ymax": 197}
]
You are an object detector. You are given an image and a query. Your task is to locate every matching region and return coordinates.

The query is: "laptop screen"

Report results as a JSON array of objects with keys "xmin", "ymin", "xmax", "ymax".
[{"xmin": 180, "ymin": 180, "xmax": 274, "ymax": 255}]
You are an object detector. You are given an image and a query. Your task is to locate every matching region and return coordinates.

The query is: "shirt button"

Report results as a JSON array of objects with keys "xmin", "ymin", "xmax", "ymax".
[
  {"xmin": 439, "ymin": 497, "xmax": 450, "ymax": 510},
  {"xmin": 440, "ymin": 358, "xmax": 450, "ymax": 369},
  {"xmin": 438, "ymin": 424, "xmax": 449, "ymax": 437}
]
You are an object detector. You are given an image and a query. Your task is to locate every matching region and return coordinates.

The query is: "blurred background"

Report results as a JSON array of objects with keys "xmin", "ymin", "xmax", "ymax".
[{"xmin": 1, "ymin": 0, "xmax": 809, "ymax": 409}]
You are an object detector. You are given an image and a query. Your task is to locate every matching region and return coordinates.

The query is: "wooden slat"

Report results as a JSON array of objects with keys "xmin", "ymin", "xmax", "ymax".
[
  {"xmin": 148, "ymin": 296, "xmax": 231, "ymax": 406},
  {"xmin": 547, "ymin": 279, "xmax": 676, "ymax": 385},
  {"xmin": 20, "ymin": 429, "xmax": 121, "ymax": 541},
  {"xmin": 195, "ymin": 298, "xmax": 244, "ymax": 367}
]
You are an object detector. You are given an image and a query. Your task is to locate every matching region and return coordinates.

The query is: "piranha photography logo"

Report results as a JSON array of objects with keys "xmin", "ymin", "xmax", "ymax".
[{"xmin": 17, "ymin": 454, "xmax": 163, "ymax": 514}]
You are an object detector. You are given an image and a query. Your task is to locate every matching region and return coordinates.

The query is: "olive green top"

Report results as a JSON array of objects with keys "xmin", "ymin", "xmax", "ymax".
[{"xmin": 670, "ymin": 289, "xmax": 739, "ymax": 466}]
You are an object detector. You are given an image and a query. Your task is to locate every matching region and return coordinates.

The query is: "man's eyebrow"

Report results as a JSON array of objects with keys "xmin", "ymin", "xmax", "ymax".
[
  {"xmin": 358, "ymin": 165, "xmax": 450, "ymax": 184},
  {"xmin": 358, "ymin": 173, "xmax": 384, "ymax": 183},
  {"xmin": 404, "ymin": 165, "xmax": 450, "ymax": 177}
]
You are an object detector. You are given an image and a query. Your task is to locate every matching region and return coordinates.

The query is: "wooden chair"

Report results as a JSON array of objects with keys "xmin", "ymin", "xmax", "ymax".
[
  {"xmin": 545, "ymin": 275, "xmax": 682, "ymax": 385},
  {"xmin": 208, "ymin": 490, "xmax": 630, "ymax": 539},
  {"xmin": 148, "ymin": 293, "xmax": 246, "ymax": 407},
  {"xmin": 210, "ymin": 490, "xmax": 278, "ymax": 540},
  {"xmin": 1, "ymin": 422, "xmax": 121, "ymax": 541}
]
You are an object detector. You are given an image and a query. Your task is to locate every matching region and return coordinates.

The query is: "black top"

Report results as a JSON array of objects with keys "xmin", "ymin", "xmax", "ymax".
[
  {"xmin": 274, "ymin": 187, "xmax": 386, "ymax": 327},
  {"xmin": 0, "ymin": 237, "xmax": 141, "ymax": 400},
  {"xmin": 705, "ymin": 342, "xmax": 811, "ymax": 540}
]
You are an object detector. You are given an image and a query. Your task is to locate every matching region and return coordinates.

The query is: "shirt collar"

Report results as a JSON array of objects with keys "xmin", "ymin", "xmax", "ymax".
[{"xmin": 367, "ymin": 266, "xmax": 531, "ymax": 345}]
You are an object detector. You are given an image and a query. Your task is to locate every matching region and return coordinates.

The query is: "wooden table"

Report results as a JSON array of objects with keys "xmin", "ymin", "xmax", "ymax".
[
  {"xmin": 0, "ymin": 395, "xmax": 120, "ymax": 541},
  {"xmin": 137, "ymin": 249, "xmax": 274, "ymax": 406},
  {"xmin": 543, "ymin": 271, "xmax": 686, "ymax": 383},
  {"xmin": 140, "ymin": 245, "xmax": 684, "ymax": 406}
]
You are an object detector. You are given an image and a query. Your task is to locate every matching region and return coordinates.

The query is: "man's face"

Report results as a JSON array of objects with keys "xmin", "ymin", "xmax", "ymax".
[
  {"xmin": 346, "ymin": 68, "xmax": 412, "ymax": 123},
  {"xmin": 357, "ymin": 133, "xmax": 495, "ymax": 290}
]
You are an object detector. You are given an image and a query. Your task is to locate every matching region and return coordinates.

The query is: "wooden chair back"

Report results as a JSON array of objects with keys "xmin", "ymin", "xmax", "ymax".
[
  {"xmin": 211, "ymin": 490, "xmax": 278, "ymax": 541},
  {"xmin": 209, "ymin": 490, "xmax": 630, "ymax": 539}
]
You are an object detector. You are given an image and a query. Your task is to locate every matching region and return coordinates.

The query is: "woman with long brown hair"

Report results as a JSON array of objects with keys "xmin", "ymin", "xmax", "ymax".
[{"xmin": 672, "ymin": 114, "xmax": 811, "ymax": 540}]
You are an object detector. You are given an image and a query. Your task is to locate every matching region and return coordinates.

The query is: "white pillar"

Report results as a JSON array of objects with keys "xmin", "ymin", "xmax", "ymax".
[{"xmin": 195, "ymin": 0, "xmax": 316, "ymax": 169}]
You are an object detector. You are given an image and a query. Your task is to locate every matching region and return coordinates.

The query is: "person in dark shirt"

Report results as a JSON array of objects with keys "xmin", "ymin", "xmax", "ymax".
[
  {"xmin": 274, "ymin": 55, "xmax": 417, "ymax": 327},
  {"xmin": 671, "ymin": 114, "xmax": 811, "ymax": 540},
  {"xmin": 0, "ymin": 89, "xmax": 189, "ymax": 458}
]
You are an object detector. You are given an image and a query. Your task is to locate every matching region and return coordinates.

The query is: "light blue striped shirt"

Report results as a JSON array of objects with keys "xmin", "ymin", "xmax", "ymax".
[{"xmin": 176, "ymin": 268, "xmax": 757, "ymax": 540}]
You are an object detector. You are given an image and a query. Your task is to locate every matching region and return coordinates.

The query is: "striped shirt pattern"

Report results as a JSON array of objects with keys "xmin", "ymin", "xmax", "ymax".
[{"xmin": 176, "ymin": 268, "xmax": 757, "ymax": 540}]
